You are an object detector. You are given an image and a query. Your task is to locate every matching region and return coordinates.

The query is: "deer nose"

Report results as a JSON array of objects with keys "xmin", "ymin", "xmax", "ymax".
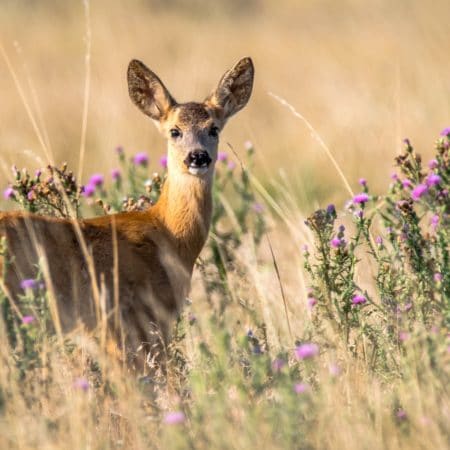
[{"xmin": 184, "ymin": 150, "xmax": 212, "ymax": 168}]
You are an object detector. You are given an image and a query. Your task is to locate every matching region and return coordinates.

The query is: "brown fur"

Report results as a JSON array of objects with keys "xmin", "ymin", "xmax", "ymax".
[{"xmin": 0, "ymin": 57, "xmax": 254, "ymax": 369}]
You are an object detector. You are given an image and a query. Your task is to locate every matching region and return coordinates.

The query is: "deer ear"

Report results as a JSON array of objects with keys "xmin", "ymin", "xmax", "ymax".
[
  {"xmin": 206, "ymin": 57, "xmax": 254, "ymax": 120},
  {"xmin": 127, "ymin": 60, "xmax": 175, "ymax": 121}
]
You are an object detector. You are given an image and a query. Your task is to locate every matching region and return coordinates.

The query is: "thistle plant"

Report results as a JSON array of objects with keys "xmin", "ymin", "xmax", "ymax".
[{"xmin": 304, "ymin": 129, "xmax": 449, "ymax": 371}]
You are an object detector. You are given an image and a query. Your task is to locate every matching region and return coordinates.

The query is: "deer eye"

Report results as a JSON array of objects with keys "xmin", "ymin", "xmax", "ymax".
[
  {"xmin": 209, "ymin": 126, "xmax": 219, "ymax": 138},
  {"xmin": 170, "ymin": 128, "xmax": 182, "ymax": 138}
]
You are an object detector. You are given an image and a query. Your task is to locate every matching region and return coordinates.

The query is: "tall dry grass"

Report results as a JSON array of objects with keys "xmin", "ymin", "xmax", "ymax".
[{"xmin": 0, "ymin": 1, "xmax": 449, "ymax": 449}]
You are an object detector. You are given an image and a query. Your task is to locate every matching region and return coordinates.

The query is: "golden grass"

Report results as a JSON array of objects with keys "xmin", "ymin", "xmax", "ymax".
[{"xmin": 0, "ymin": 1, "xmax": 449, "ymax": 449}]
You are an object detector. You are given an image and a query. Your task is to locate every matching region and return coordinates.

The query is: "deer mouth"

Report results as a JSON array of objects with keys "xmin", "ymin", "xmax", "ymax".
[{"xmin": 184, "ymin": 150, "xmax": 212, "ymax": 176}]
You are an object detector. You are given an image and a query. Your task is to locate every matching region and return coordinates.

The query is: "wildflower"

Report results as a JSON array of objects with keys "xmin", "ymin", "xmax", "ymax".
[
  {"xmin": 227, "ymin": 161, "xmax": 236, "ymax": 171},
  {"xmin": 27, "ymin": 189, "xmax": 36, "ymax": 201},
  {"xmin": 326, "ymin": 204, "xmax": 336, "ymax": 216},
  {"xmin": 391, "ymin": 173, "xmax": 399, "ymax": 181},
  {"xmin": 295, "ymin": 343, "xmax": 319, "ymax": 360},
  {"xmin": 159, "ymin": 155, "xmax": 168, "ymax": 169},
  {"xmin": 329, "ymin": 363, "xmax": 341, "ymax": 377},
  {"xmin": 301, "ymin": 244, "xmax": 309, "ymax": 253},
  {"xmin": 73, "ymin": 378, "xmax": 89, "ymax": 392},
  {"xmin": 115, "ymin": 145, "xmax": 124, "ymax": 155},
  {"xmin": 402, "ymin": 179, "xmax": 413, "ymax": 189},
  {"xmin": 399, "ymin": 331, "xmax": 409, "ymax": 342},
  {"xmin": 426, "ymin": 173, "xmax": 441, "ymax": 186},
  {"xmin": 307, "ymin": 297, "xmax": 317, "ymax": 309},
  {"xmin": 252, "ymin": 202, "xmax": 264, "ymax": 214},
  {"xmin": 111, "ymin": 169, "xmax": 121, "ymax": 181},
  {"xmin": 411, "ymin": 184, "xmax": 428, "ymax": 201},
  {"xmin": 434, "ymin": 273, "xmax": 442, "ymax": 283},
  {"xmin": 217, "ymin": 151, "xmax": 228, "ymax": 162},
  {"xmin": 246, "ymin": 329, "xmax": 254, "ymax": 338},
  {"xmin": 272, "ymin": 358, "xmax": 285, "ymax": 372},
  {"xmin": 133, "ymin": 152, "xmax": 149, "ymax": 166},
  {"xmin": 244, "ymin": 140, "xmax": 253, "ymax": 151},
  {"xmin": 163, "ymin": 411, "xmax": 185, "ymax": 425},
  {"xmin": 352, "ymin": 294, "xmax": 366, "ymax": 305},
  {"xmin": 403, "ymin": 138, "xmax": 411, "ymax": 147},
  {"xmin": 330, "ymin": 237, "xmax": 344, "ymax": 248},
  {"xmin": 375, "ymin": 236, "xmax": 383, "ymax": 245},
  {"xmin": 3, "ymin": 187, "xmax": 14, "ymax": 200},
  {"xmin": 20, "ymin": 279, "xmax": 37, "ymax": 290},
  {"xmin": 188, "ymin": 312, "xmax": 197, "ymax": 325},
  {"xmin": 431, "ymin": 214, "xmax": 439, "ymax": 230},
  {"xmin": 403, "ymin": 303, "xmax": 413, "ymax": 312},
  {"xmin": 355, "ymin": 210, "xmax": 364, "ymax": 219},
  {"xmin": 35, "ymin": 169, "xmax": 42, "ymax": 178},
  {"xmin": 353, "ymin": 193, "xmax": 369, "ymax": 204},
  {"xmin": 294, "ymin": 383, "xmax": 310, "ymax": 394},
  {"xmin": 439, "ymin": 127, "xmax": 450, "ymax": 137},
  {"xmin": 21, "ymin": 315, "xmax": 35, "ymax": 325},
  {"xmin": 89, "ymin": 173, "xmax": 104, "ymax": 187},
  {"xmin": 82, "ymin": 184, "xmax": 96, "ymax": 198},
  {"xmin": 396, "ymin": 409, "xmax": 407, "ymax": 421},
  {"xmin": 428, "ymin": 159, "xmax": 438, "ymax": 169},
  {"xmin": 358, "ymin": 178, "xmax": 367, "ymax": 186}
]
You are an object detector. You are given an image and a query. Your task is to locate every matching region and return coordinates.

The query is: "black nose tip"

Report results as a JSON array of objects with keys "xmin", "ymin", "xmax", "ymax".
[{"xmin": 184, "ymin": 150, "xmax": 212, "ymax": 168}]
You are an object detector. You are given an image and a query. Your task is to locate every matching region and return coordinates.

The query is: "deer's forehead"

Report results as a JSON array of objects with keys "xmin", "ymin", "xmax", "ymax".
[{"xmin": 167, "ymin": 103, "xmax": 214, "ymax": 129}]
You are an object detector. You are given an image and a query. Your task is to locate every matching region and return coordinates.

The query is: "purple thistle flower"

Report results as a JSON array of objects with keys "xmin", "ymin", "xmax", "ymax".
[
  {"xmin": 428, "ymin": 159, "xmax": 438, "ymax": 169},
  {"xmin": 358, "ymin": 178, "xmax": 367, "ymax": 186},
  {"xmin": 390, "ymin": 173, "xmax": 399, "ymax": 181},
  {"xmin": 35, "ymin": 169, "xmax": 42, "ymax": 178},
  {"xmin": 295, "ymin": 343, "xmax": 319, "ymax": 360},
  {"xmin": 352, "ymin": 294, "xmax": 366, "ymax": 305},
  {"xmin": 27, "ymin": 190, "xmax": 36, "ymax": 201},
  {"xmin": 329, "ymin": 363, "xmax": 341, "ymax": 377},
  {"xmin": 73, "ymin": 377, "xmax": 89, "ymax": 392},
  {"xmin": 434, "ymin": 273, "xmax": 443, "ymax": 282},
  {"xmin": 439, "ymin": 127, "xmax": 450, "ymax": 137},
  {"xmin": 217, "ymin": 151, "xmax": 228, "ymax": 162},
  {"xmin": 326, "ymin": 204, "xmax": 336, "ymax": 215},
  {"xmin": 3, "ymin": 187, "xmax": 14, "ymax": 200},
  {"xmin": 115, "ymin": 145, "xmax": 124, "ymax": 155},
  {"xmin": 426, "ymin": 173, "xmax": 441, "ymax": 187},
  {"xmin": 22, "ymin": 315, "xmax": 35, "ymax": 325},
  {"xmin": 163, "ymin": 411, "xmax": 185, "ymax": 425},
  {"xmin": 272, "ymin": 358, "xmax": 285, "ymax": 372},
  {"xmin": 294, "ymin": 383, "xmax": 310, "ymax": 394},
  {"xmin": 20, "ymin": 279, "xmax": 37, "ymax": 290},
  {"xmin": 159, "ymin": 155, "xmax": 168, "ymax": 169},
  {"xmin": 252, "ymin": 202, "xmax": 264, "ymax": 214},
  {"xmin": 82, "ymin": 184, "xmax": 96, "ymax": 198},
  {"xmin": 430, "ymin": 214, "xmax": 439, "ymax": 230},
  {"xmin": 89, "ymin": 173, "xmax": 104, "ymax": 187},
  {"xmin": 133, "ymin": 152, "xmax": 149, "ymax": 166},
  {"xmin": 111, "ymin": 169, "xmax": 121, "ymax": 181},
  {"xmin": 411, "ymin": 184, "xmax": 428, "ymax": 201},
  {"xmin": 330, "ymin": 237, "xmax": 344, "ymax": 248},
  {"xmin": 399, "ymin": 331, "xmax": 409, "ymax": 342},
  {"xmin": 353, "ymin": 193, "xmax": 369, "ymax": 204},
  {"xmin": 403, "ymin": 138, "xmax": 411, "ymax": 147},
  {"xmin": 227, "ymin": 161, "xmax": 236, "ymax": 171},
  {"xmin": 375, "ymin": 236, "xmax": 383, "ymax": 245},
  {"xmin": 402, "ymin": 179, "xmax": 413, "ymax": 189},
  {"xmin": 307, "ymin": 297, "xmax": 317, "ymax": 309},
  {"xmin": 396, "ymin": 409, "xmax": 407, "ymax": 421}
]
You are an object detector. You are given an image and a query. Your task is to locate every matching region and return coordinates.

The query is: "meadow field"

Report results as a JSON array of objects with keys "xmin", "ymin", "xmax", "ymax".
[{"xmin": 0, "ymin": 1, "xmax": 449, "ymax": 449}]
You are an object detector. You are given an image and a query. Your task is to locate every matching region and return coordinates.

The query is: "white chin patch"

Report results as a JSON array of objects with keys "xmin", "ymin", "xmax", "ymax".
[{"xmin": 188, "ymin": 166, "xmax": 209, "ymax": 176}]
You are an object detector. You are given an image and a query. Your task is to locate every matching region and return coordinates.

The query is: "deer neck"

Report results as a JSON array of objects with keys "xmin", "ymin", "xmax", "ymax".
[{"xmin": 153, "ymin": 171, "xmax": 213, "ymax": 267}]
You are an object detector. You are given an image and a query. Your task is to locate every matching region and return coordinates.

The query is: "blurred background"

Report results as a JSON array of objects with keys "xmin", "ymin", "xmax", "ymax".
[{"xmin": 1, "ymin": 0, "xmax": 449, "ymax": 208}]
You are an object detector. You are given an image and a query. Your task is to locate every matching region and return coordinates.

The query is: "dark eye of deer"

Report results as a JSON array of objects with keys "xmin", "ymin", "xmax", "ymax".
[
  {"xmin": 209, "ymin": 126, "xmax": 219, "ymax": 138},
  {"xmin": 170, "ymin": 128, "xmax": 181, "ymax": 138}
]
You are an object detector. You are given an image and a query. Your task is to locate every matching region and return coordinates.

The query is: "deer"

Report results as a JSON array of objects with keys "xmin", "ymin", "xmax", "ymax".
[{"xmin": 0, "ymin": 57, "xmax": 254, "ymax": 369}]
